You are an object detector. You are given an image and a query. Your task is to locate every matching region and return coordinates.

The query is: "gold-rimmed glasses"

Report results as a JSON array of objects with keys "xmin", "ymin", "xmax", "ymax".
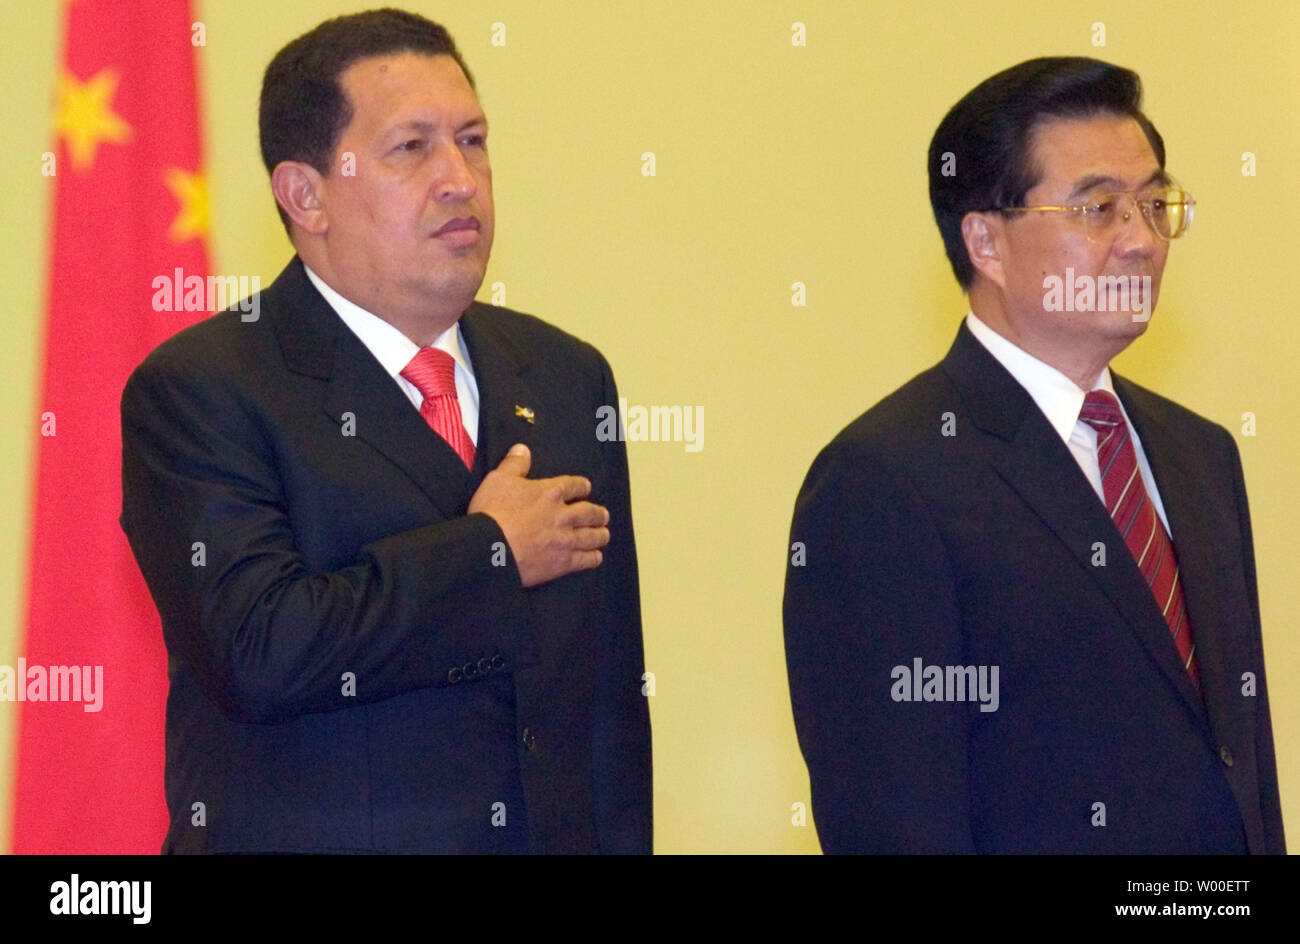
[{"xmin": 994, "ymin": 186, "xmax": 1195, "ymax": 243}]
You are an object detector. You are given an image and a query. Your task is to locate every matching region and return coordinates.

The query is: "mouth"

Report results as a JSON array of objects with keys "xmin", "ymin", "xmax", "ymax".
[
  {"xmin": 433, "ymin": 216, "xmax": 480, "ymax": 236},
  {"xmin": 431, "ymin": 216, "xmax": 481, "ymax": 248}
]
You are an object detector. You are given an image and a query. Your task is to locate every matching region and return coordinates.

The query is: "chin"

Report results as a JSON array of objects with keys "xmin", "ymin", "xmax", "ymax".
[
  {"xmin": 1104, "ymin": 314, "xmax": 1151, "ymax": 341},
  {"xmin": 424, "ymin": 271, "xmax": 484, "ymax": 306}
]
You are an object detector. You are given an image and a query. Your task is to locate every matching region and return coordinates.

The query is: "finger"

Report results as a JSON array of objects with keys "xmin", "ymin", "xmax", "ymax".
[
  {"xmin": 547, "ymin": 475, "xmax": 592, "ymax": 503},
  {"xmin": 557, "ymin": 501, "xmax": 608, "ymax": 529},
  {"xmin": 563, "ymin": 549, "xmax": 603, "ymax": 574},
  {"xmin": 568, "ymin": 526, "xmax": 610, "ymax": 551},
  {"xmin": 495, "ymin": 443, "xmax": 531, "ymax": 477}
]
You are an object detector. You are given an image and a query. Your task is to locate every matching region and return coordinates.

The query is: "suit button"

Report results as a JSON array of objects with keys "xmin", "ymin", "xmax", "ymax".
[
  {"xmin": 478, "ymin": 657, "xmax": 492, "ymax": 675},
  {"xmin": 1219, "ymin": 746, "xmax": 1235, "ymax": 768},
  {"xmin": 521, "ymin": 727, "xmax": 536, "ymax": 751},
  {"xmin": 463, "ymin": 660, "xmax": 478, "ymax": 680},
  {"xmin": 491, "ymin": 653, "xmax": 505, "ymax": 670},
  {"xmin": 448, "ymin": 666, "xmax": 463, "ymax": 684}
]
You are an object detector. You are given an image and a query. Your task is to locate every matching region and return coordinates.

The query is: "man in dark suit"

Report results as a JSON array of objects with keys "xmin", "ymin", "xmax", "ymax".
[
  {"xmin": 119, "ymin": 9, "xmax": 651, "ymax": 853},
  {"xmin": 783, "ymin": 57, "xmax": 1284, "ymax": 853}
]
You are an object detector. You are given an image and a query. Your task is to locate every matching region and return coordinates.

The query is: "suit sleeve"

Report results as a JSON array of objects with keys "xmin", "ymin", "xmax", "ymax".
[
  {"xmin": 588, "ymin": 349, "xmax": 653, "ymax": 853},
  {"xmin": 783, "ymin": 439, "xmax": 975, "ymax": 853},
  {"xmin": 119, "ymin": 352, "xmax": 535, "ymax": 725},
  {"xmin": 1222, "ymin": 426, "xmax": 1286, "ymax": 853}
]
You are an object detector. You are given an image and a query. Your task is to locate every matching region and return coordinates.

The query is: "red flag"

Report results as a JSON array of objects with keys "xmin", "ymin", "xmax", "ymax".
[{"xmin": 13, "ymin": 0, "xmax": 209, "ymax": 853}]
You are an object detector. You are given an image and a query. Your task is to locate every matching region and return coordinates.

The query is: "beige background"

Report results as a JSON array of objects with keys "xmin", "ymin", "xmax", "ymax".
[{"xmin": 1, "ymin": 0, "xmax": 1296, "ymax": 853}]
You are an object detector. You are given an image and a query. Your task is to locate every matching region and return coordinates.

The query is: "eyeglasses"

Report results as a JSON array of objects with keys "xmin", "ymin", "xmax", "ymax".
[{"xmin": 993, "ymin": 186, "xmax": 1195, "ymax": 243}]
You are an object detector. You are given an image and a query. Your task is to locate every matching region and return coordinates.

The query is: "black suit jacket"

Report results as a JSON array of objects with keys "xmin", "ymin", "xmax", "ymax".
[
  {"xmin": 784, "ymin": 321, "xmax": 1285, "ymax": 853},
  {"xmin": 120, "ymin": 256, "xmax": 652, "ymax": 853}
]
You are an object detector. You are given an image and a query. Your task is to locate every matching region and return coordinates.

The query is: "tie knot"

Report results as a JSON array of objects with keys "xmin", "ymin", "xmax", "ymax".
[
  {"xmin": 1079, "ymin": 389, "xmax": 1124, "ymax": 431},
  {"xmin": 400, "ymin": 347, "xmax": 458, "ymax": 400}
]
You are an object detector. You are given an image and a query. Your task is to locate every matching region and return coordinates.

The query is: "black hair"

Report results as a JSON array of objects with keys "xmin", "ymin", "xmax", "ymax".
[
  {"xmin": 259, "ymin": 8, "xmax": 474, "ymax": 234},
  {"xmin": 928, "ymin": 57, "xmax": 1165, "ymax": 289}
]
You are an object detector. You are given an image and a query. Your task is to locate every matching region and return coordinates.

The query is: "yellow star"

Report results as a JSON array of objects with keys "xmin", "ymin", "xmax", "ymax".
[
  {"xmin": 53, "ymin": 68, "xmax": 133, "ymax": 172},
  {"xmin": 163, "ymin": 167, "xmax": 209, "ymax": 243}
]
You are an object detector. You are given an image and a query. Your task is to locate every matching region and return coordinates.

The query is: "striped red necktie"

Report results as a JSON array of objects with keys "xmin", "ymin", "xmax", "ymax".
[
  {"xmin": 400, "ymin": 347, "xmax": 476, "ymax": 470},
  {"xmin": 1079, "ymin": 390, "xmax": 1199, "ymax": 689}
]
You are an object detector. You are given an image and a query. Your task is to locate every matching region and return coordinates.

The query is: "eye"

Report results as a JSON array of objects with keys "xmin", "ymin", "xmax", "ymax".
[
  {"xmin": 459, "ymin": 133, "xmax": 487, "ymax": 149},
  {"xmin": 395, "ymin": 138, "xmax": 424, "ymax": 153},
  {"xmin": 1084, "ymin": 199, "xmax": 1114, "ymax": 216}
]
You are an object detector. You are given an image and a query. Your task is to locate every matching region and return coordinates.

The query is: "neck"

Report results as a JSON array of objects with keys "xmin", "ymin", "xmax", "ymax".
[
  {"xmin": 298, "ymin": 248, "xmax": 466, "ymax": 348},
  {"xmin": 970, "ymin": 287, "xmax": 1118, "ymax": 391}
]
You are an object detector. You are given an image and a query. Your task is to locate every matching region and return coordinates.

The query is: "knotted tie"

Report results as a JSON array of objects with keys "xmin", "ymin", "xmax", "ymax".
[
  {"xmin": 1078, "ymin": 390, "xmax": 1198, "ymax": 689},
  {"xmin": 400, "ymin": 347, "xmax": 475, "ymax": 469}
]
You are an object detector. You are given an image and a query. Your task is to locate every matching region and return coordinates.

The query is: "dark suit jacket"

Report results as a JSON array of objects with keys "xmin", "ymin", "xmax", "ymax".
[
  {"xmin": 120, "ymin": 256, "xmax": 651, "ymax": 853},
  {"xmin": 783, "ymin": 321, "xmax": 1285, "ymax": 853}
]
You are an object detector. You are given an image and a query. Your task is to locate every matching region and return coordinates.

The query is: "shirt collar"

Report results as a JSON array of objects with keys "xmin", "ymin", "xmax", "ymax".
[
  {"xmin": 964, "ymin": 310, "xmax": 1116, "ymax": 444},
  {"xmin": 302, "ymin": 262, "xmax": 474, "ymax": 380}
]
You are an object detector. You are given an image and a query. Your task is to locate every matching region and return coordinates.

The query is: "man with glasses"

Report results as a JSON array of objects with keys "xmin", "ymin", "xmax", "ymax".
[{"xmin": 783, "ymin": 57, "xmax": 1284, "ymax": 854}]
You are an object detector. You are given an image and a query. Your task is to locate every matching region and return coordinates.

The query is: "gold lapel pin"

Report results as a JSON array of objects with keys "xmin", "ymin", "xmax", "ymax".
[{"xmin": 514, "ymin": 405, "xmax": 535, "ymax": 424}]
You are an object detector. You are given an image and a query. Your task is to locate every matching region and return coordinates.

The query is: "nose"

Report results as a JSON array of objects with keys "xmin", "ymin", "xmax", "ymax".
[
  {"xmin": 1111, "ymin": 194, "xmax": 1159, "ymax": 258},
  {"xmin": 432, "ymin": 142, "xmax": 476, "ymax": 202}
]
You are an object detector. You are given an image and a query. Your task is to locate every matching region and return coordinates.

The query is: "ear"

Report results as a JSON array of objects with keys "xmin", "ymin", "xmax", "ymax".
[
  {"xmin": 270, "ymin": 161, "xmax": 330, "ymax": 236},
  {"xmin": 961, "ymin": 211, "xmax": 1007, "ymax": 290}
]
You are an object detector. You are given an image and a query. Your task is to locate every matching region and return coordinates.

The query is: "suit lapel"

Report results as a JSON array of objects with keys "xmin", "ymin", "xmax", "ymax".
[
  {"xmin": 942, "ymin": 322, "xmax": 1208, "ymax": 723},
  {"xmin": 267, "ymin": 257, "xmax": 477, "ymax": 520},
  {"xmin": 459, "ymin": 302, "xmax": 539, "ymax": 474}
]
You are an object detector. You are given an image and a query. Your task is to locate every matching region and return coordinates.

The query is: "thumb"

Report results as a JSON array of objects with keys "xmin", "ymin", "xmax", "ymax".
[{"xmin": 496, "ymin": 443, "xmax": 531, "ymax": 476}]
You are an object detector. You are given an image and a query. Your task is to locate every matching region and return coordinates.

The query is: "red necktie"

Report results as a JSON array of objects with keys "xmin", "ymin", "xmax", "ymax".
[
  {"xmin": 1079, "ymin": 390, "xmax": 1198, "ymax": 689},
  {"xmin": 400, "ymin": 347, "xmax": 475, "ymax": 470}
]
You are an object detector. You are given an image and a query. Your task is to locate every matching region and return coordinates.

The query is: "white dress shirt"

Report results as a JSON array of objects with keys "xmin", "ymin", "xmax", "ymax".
[
  {"xmin": 964, "ymin": 310, "xmax": 1171, "ymax": 536},
  {"xmin": 303, "ymin": 263, "xmax": 480, "ymax": 446}
]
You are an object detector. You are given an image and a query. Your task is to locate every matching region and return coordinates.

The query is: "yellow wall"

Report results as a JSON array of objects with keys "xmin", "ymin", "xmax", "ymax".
[{"xmin": 2, "ymin": 0, "xmax": 1296, "ymax": 854}]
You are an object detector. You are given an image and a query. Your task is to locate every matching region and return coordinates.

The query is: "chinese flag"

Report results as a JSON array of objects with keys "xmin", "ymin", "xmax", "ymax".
[{"xmin": 12, "ymin": 0, "xmax": 209, "ymax": 852}]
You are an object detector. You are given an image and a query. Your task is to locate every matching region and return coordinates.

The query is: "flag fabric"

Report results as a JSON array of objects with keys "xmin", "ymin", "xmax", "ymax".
[{"xmin": 12, "ymin": 0, "xmax": 209, "ymax": 853}]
